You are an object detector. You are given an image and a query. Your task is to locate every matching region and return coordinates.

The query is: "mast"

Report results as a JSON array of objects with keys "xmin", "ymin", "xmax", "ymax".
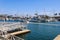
[{"xmin": 43, "ymin": 8, "xmax": 46, "ymax": 16}]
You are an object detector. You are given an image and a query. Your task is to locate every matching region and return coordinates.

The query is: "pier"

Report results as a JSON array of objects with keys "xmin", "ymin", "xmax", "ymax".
[{"xmin": 0, "ymin": 22, "xmax": 30, "ymax": 40}]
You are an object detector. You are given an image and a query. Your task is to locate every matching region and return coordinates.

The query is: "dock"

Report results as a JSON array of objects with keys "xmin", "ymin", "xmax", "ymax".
[
  {"xmin": 10, "ymin": 30, "xmax": 30, "ymax": 35},
  {"xmin": 54, "ymin": 35, "xmax": 60, "ymax": 40}
]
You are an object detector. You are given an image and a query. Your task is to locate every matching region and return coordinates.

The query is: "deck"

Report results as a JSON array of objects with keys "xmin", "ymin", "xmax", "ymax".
[{"xmin": 0, "ymin": 22, "xmax": 30, "ymax": 40}]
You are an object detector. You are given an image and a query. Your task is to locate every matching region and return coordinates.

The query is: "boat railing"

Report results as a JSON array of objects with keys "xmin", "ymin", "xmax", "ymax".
[
  {"xmin": 0, "ymin": 22, "xmax": 28, "ymax": 40},
  {"xmin": 0, "ymin": 30, "xmax": 24, "ymax": 40},
  {"xmin": 0, "ymin": 35, "xmax": 24, "ymax": 40},
  {"xmin": 9, "ymin": 35, "xmax": 24, "ymax": 40}
]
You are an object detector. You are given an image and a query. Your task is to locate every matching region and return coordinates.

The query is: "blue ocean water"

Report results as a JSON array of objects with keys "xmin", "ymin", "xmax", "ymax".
[{"xmin": 24, "ymin": 22, "xmax": 60, "ymax": 40}]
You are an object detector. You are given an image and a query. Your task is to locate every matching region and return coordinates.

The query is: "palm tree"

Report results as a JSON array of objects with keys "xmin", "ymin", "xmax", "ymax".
[
  {"xmin": 59, "ymin": 13, "xmax": 60, "ymax": 15},
  {"xmin": 54, "ymin": 13, "xmax": 57, "ymax": 15}
]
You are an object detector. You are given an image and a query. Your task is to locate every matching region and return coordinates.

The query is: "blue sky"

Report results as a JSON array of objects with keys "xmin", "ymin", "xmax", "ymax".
[{"xmin": 0, "ymin": 0, "xmax": 60, "ymax": 16}]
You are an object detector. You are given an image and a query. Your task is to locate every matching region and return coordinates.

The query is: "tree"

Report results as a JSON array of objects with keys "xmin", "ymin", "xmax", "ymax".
[
  {"xmin": 59, "ymin": 13, "xmax": 60, "ymax": 15},
  {"xmin": 54, "ymin": 13, "xmax": 57, "ymax": 15}
]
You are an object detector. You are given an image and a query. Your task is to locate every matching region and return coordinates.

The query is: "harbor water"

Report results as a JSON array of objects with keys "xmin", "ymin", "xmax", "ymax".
[
  {"xmin": 20, "ymin": 22, "xmax": 60, "ymax": 40},
  {"xmin": 0, "ymin": 20, "xmax": 60, "ymax": 40}
]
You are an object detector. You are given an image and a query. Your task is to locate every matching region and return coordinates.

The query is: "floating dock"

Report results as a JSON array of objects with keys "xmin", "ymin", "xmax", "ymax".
[
  {"xmin": 54, "ymin": 35, "xmax": 60, "ymax": 40},
  {"xmin": 10, "ymin": 30, "xmax": 30, "ymax": 35}
]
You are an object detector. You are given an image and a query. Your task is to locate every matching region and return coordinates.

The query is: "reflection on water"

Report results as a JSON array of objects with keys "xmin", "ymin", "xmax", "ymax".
[{"xmin": 19, "ymin": 22, "xmax": 60, "ymax": 40}]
